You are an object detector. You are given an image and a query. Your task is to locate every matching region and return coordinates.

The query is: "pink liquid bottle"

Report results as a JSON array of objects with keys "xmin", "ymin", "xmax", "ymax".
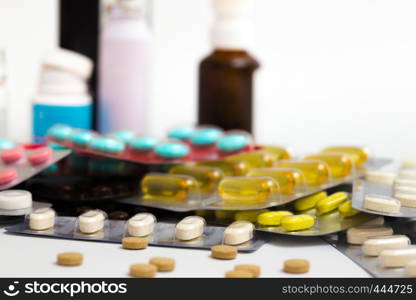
[{"xmin": 98, "ymin": 0, "xmax": 152, "ymax": 134}]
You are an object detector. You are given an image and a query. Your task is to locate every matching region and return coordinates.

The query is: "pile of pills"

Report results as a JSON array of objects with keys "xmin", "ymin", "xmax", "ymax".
[{"xmin": 130, "ymin": 257, "xmax": 176, "ymax": 278}]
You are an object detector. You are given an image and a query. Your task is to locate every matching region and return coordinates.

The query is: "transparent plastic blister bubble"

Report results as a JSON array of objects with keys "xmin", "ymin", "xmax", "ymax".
[
  {"xmin": 6, "ymin": 216, "xmax": 268, "ymax": 252},
  {"xmin": 301, "ymin": 152, "xmax": 356, "ymax": 179},
  {"xmin": 124, "ymin": 213, "xmax": 157, "ymax": 238},
  {"xmin": 320, "ymin": 145, "xmax": 371, "ymax": 168},
  {"xmin": 277, "ymin": 160, "xmax": 332, "ymax": 187},
  {"xmin": 25, "ymin": 207, "xmax": 57, "ymax": 233},
  {"xmin": 74, "ymin": 209, "xmax": 109, "ymax": 239}
]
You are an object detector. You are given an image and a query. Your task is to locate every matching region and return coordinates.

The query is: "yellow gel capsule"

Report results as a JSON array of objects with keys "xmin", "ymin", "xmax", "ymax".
[
  {"xmin": 294, "ymin": 191, "xmax": 328, "ymax": 211},
  {"xmin": 257, "ymin": 211, "xmax": 293, "ymax": 226},
  {"xmin": 261, "ymin": 146, "xmax": 291, "ymax": 160},
  {"xmin": 218, "ymin": 177, "xmax": 279, "ymax": 203},
  {"xmin": 169, "ymin": 165, "xmax": 223, "ymax": 194},
  {"xmin": 316, "ymin": 192, "xmax": 348, "ymax": 214},
  {"xmin": 235, "ymin": 209, "xmax": 269, "ymax": 223},
  {"xmin": 281, "ymin": 214, "xmax": 315, "ymax": 231},
  {"xmin": 303, "ymin": 153, "xmax": 353, "ymax": 178},
  {"xmin": 246, "ymin": 168, "xmax": 301, "ymax": 194},
  {"xmin": 141, "ymin": 174, "xmax": 197, "ymax": 201},
  {"xmin": 321, "ymin": 146, "xmax": 368, "ymax": 166},
  {"xmin": 226, "ymin": 151, "xmax": 275, "ymax": 169},
  {"xmin": 277, "ymin": 161, "xmax": 330, "ymax": 186},
  {"xmin": 338, "ymin": 200, "xmax": 360, "ymax": 217},
  {"xmin": 215, "ymin": 210, "xmax": 236, "ymax": 220},
  {"xmin": 197, "ymin": 160, "xmax": 248, "ymax": 176}
]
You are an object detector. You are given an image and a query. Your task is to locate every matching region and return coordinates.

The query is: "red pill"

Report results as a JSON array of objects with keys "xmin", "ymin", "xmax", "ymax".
[
  {"xmin": 28, "ymin": 147, "xmax": 52, "ymax": 165},
  {"xmin": 0, "ymin": 168, "xmax": 18, "ymax": 185},
  {"xmin": 1, "ymin": 147, "xmax": 24, "ymax": 164}
]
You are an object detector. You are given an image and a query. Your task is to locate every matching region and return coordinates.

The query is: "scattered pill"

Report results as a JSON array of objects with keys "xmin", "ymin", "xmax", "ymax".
[
  {"xmin": 362, "ymin": 235, "xmax": 410, "ymax": 256},
  {"xmin": 346, "ymin": 225, "xmax": 394, "ymax": 245},
  {"xmin": 175, "ymin": 216, "xmax": 205, "ymax": 241},
  {"xmin": 141, "ymin": 174, "xmax": 197, "ymax": 201},
  {"xmin": 78, "ymin": 210, "xmax": 106, "ymax": 234},
  {"xmin": 154, "ymin": 142, "xmax": 190, "ymax": 159},
  {"xmin": 167, "ymin": 126, "xmax": 195, "ymax": 140},
  {"xmin": 219, "ymin": 177, "xmax": 279, "ymax": 203},
  {"xmin": 211, "ymin": 245, "xmax": 237, "ymax": 260},
  {"xmin": 303, "ymin": 153, "xmax": 353, "ymax": 178},
  {"xmin": 1, "ymin": 147, "xmax": 24, "ymax": 164},
  {"xmin": 380, "ymin": 246, "xmax": 416, "ymax": 268},
  {"xmin": 149, "ymin": 257, "xmax": 175, "ymax": 272},
  {"xmin": 365, "ymin": 171, "xmax": 396, "ymax": 185},
  {"xmin": 257, "ymin": 211, "xmax": 293, "ymax": 226},
  {"xmin": 127, "ymin": 213, "xmax": 156, "ymax": 237},
  {"xmin": 112, "ymin": 130, "xmax": 136, "ymax": 143},
  {"xmin": 294, "ymin": 192, "xmax": 327, "ymax": 211},
  {"xmin": 338, "ymin": 200, "xmax": 360, "ymax": 217},
  {"xmin": 277, "ymin": 160, "xmax": 330, "ymax": 186},
  {"xmin": 234, "ymin": 209, "xmax": 269, "ymax": 223},
  {"xmin": 283, "ymin": 259, "xmax": 310, "ymax": 274},
  {"xmin": 395, "ymin": 193, "xmax": 416, "ymax": 207},
  {"xmin": 364, "ymin": 195, "xmax": 401, "ymax": 214},
  {"xmin": 129, "ymin": 264, "xmax": 157, "ymax": 278},
  {"xmin": 0, "ymin": 190, "xmax": 32, "ymax": 210},
  {"xmin": 217, "ymin": 133, "xmax": 250, "ymax": 153},
  {"xmin": 122, "ymin": 237, "xmax": 148, "ymax": 250},
  {"xmin": 28, "ymin": 147, "xmax": 53, "ymax": 165},
  {"xmin": 234, "ymin": 264, "xmax": 261, "ymax": 278},
  {"xmin": 321, "ymin": 146, "xmax": 368, "ymax": 166},
  {"xmin": 129, "ymin": 136, "xmax": 159, "ymax": 152},
  {"xmin": 0, "ymin": 168, "xmax": 18, "ymax": 185},
  {"xmin": 47, "ymin": 124, "xmax": 73, "ymax": 141},
  {"xmin": 90, "ymin": 137, "xmax": 125, "ymax": 154},
  {"xmin": 198, "ymin": 160, "xmax": 249, "ymax": 176},
  {"xmin": 224, "ymin": 221, "xmax": 254, "ymax": 245},
  {"xmin": 0, "ymin": 139, "xmax": 16, "ymax": 150},
  {"xmin": 316, "ymin": 192, "xmax": 348, "ymax": 214},
  {"xmin": 56, "ymin": 252, "xmax": 83, "ymax": 266},
  {"xmin": 247, "ymin": 168, "xmax": 304, "ymax": 194},
  {"xmin": 169, "ymin": 165, "xmax": 224, "ymax": 194},
  {"xmin": 70, "ymin": 131, "xmax": 95, "ymax": 147},
  {"xmin": 29, "ymin": 208, "xmax": 56, "ymax": 231},
  {"xmin": 281, "ymin": 215, "xmax": 315, "ymax": 231},
  {"xmin": 191, "ymin": 128, "xmax": 223, "ymax": 146},
  {"xmin": 405, "ymin": 260, "xmax": 416, "ymax": 277},
  {"xmin": 225, "ymin": 270, "xmax": 253, "ymax": 278}
]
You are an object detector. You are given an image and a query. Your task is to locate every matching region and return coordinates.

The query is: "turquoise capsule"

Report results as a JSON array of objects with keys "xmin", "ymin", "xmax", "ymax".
[
  {"xmin": 155, "ymin": 142, "xmax": 189, "ymax": 159},
  {"xmin": 71, "ymin": 131, "xmax": 95, "ymax": 147},
  {"xmin": 0, "ymin": 139, "xmax": 16, "ymax": 150},
  {"xmin": 191, "ymin": 128, "xmax": 223, "ymax": 146},
  {"xmin": 129, "ymin": 137, "xmax": 159, "ymax": 152},
  {"xmin": 47, "ymin": 124, "xmax": 73, "ymax": 141},
  {"xmin": 167, "ymin": 126, "xmax": 195, "ymax": 140},
  {"xmin": 217, "ymin": 134, "xmax": 250, "ymax": 153},
  {"xmin": 112, "ymin": 130, "xmax": 136, "ymax": 143},
  {"xmin": 90, "ymin": 137, "xmax": 125, "ymax": 154}
]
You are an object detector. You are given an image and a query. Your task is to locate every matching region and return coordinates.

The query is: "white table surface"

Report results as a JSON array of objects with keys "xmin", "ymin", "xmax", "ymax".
[{"xmin": 0, "ymin": 228, "xmax": 369, "ymax": 278}]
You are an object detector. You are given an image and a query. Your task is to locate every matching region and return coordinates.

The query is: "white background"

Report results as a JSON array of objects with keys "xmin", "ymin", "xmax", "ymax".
[{"xmin": 1, "ymin": 0, "xmax": 416, "ymax": 160}]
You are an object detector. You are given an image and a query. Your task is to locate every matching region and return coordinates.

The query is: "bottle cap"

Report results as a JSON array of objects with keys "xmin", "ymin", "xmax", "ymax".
[{"xmin": 42, "ymin": 49, "xmax": 93, "ymax": 80}]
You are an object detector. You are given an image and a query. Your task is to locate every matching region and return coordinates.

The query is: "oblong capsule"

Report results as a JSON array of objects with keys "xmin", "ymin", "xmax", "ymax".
[
  {"xmin": 294, "ymin": 192, "xmax": 327, "ymax": 211},
  {"xmin": 346, "ymin": 225, "xmax": 394, "ymax": 245},
  {"xmin": 261, "ymin": 146, "xmax": 291, "ymax": 160},
  {"xmin": 127, "ymin": 213, "xmax": 156, "ymax": 237},
  {"xmin": 197, "ymin": 160, "xmax": 249, "ymax": 176},
  {"xmin": 257, "ymin": 211, "xmax": 293, "ymax": 226},
  {"xmin": 303, "ymin": 153, "xmax": 353, "ymax": 178},
  {"xmin": 29, "ymin": 208, "xmax": 56, "ymax": 231},
  {"xmin": 175, "ymin": 216, "xmax": 205, "ymax": 241},
  {"xmin": 78, "ymin": 210, "xmax": 106, "ymax": 234},
  {"xmin": 364, "ymin": 194, "xmax": 401, "ymax": 214},
  {"xmin": 224, "ymin": 221, "xmax": 254, "ymax": 245},
  {"xmin": 362, "ymin": 235, "xmax": 410, "ymax": 256},
  {"xmin": 338, "ymin": 200, "xmax": 360, "ymax": 217},
  {"xmin": 141, "ymin": 174, "xmax": 198, "ymax": 201},
  {"xmin": 246, "ymin": 168, "xmax": 304, "ymax": 194},
  {"xmin": 316, "ymin": 192, "xmax": 348, "ymax": 214},
  {"xmin": 218, "ymin": 177, "xmax": 279, "ymax": 203},
  {"xmin": 226, "ymin": 151, "xmax": 275, "ymax": 169},
  {"xmin": 169, "ymin": 165, "xmax": 224, "ymax": 194},
  {"xmin": 321, "ymin": 146, "xmax": 368, "ymax": 166},
  {"xmin": 380, "ymin": 246, "xmax": 416, "ymax": 268},
  {"xmin": 234, "ymin": 209, "xmax": 269, "ymax": 223},
  {"xmin": 277, "ymin": 160, "xmax": 330, "ymax": 186},
  {"xmin": 281, "ymin": 215, "xmax": 315, "ymax": 231}
]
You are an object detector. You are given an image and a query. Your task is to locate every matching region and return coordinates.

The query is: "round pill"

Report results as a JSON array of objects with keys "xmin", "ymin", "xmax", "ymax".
[
  {"xmin": 217, "ymin": 134, "xmax": 250, "ymax": 153},
  {"xmin": 257, "ymin": 211, "xmax": 293, "ymax": 226},
  {"xmin": 70, "ymin": 131, "xmax": 95, "ymax": 147},
  {"xmin": 0, "ymin": 168, "xmax": 18, "ymax": 185},
  {"xmin": 129, "ymin": 137, "xmax": 159, "ymax": 152},
  {"xmin": 167, "ymin": 126, "xmax": 195, "ymax": 140},
  {"xmin": 405, "ymin": 260, "xmax": 416, "ymax": 277},
  {"xmin": 362, "ymin": 235, "xmax": 410, "ymax": 256},
  {"xmin": 234, "ymin": 264, "xmax": 261, "ymax": 278},
  {"xmin": 294, "ymin": 192, "xmax": 328, "ymax": 211},
  {"xmin": 346, "ymin": 225, "xmax": 393, "ymax": 245},
  {"xmin": 1, "ymin": 147, "xmax": 24, "ymax": 164},
  {"xmin": 90, "ymin": 137, "xmax": 125, "ymax": 154},
  {"xmin": 175, "ymin": 216, "xmax": 205, "ymax": 241},
  {"xmin": 380, "ymin": 246, "xmax": 416, "ymax": 268},
  {"xmin": 57, "ymin": 252, "xmax": 83, "ymax": 266},
  {"xmin": 127, "ymin": 213, "xmax": 156, "ymax": 237},
  {"xmin": 154, "ymin": 142, "xmax": 189, "ymax": 159},
  {"xmin": 338, "ymin": 200, "xmax": 360, "ymax": 217},
  {"xmin": 122, "ymin": 237, "xmax": 148, "ymax": 250},
  {"xmin": 283, "ymin": 259, "xmax": 310, "ymax": 274},
  {"xmin": 29, "ymin": 208, "xmax": 56, "ymax": 231},
  {"xmin": 149, "ymin": 257, "xmax": 175, "ymax": 272},
  {"xmin": 211, "ymin": 245, "xmax": 238, "ymax": 260},
  {"xmin": 78, "ymin": 210, "xmax": 106, "ymax": 234},
  {"xmin": 0, "ymin": 139, "xmax": 16, "ymax": 150},
  {"xmin": 47, "ymin": 124, "xmax": 73, "ymax": 141},
  {"xmin": 129, "ymin": 264, "xmax": 157, "ymax": 278},
  {"xmin": 364, "ymin": 195, "xmax": 401, "ymax": 214},
  {"xmin": 281, "ymin": 215, "xmax": 315, "ymax": 231},
  {"xmin": 191, "ymin": 128, "xmax": 223, "ymax": 146},
  {"xmin": 0, "ymin": 190, "xmax": 32, "ymax": 210},
  {"xmin": 365, "ymin": 171, "xmax": 396, "ymax": 185},
  {"xmin": 28, "ymin": 147, "xmax": 53, "ymax": 165},
  {"xmin": 111, "ymin": 130, "xmax": 136, "ymax": 143},
  {"xmin": 225, "ymin": 270, "xmax": 253, "ymax": 278},
  {"xmin": 224, "ymin": 221, "xmax": 254, "ymax": 245}
]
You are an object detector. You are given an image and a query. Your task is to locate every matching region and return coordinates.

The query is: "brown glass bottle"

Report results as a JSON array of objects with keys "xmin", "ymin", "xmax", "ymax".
[{"xmin": 198, "ymin": 50, "xmax": 260, "ymax": 133}]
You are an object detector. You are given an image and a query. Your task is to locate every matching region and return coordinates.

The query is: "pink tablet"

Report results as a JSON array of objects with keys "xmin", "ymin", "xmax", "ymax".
[
  {"xmin": 28, "ymin": 147, "xmax": 53, "ymax": 165},
  {"xmin": 0, "ymin": 168, "xmax": 18, "ymax": 185},
  {"xmin": 1, "ymin": 147, "xmax": 24, "ymax": 164}
]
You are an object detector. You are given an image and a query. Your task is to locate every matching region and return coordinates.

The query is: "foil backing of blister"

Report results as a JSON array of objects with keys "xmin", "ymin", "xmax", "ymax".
[{"xmin": 5, "ymin": 216, "xmax": 268, "ymax": 252}]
